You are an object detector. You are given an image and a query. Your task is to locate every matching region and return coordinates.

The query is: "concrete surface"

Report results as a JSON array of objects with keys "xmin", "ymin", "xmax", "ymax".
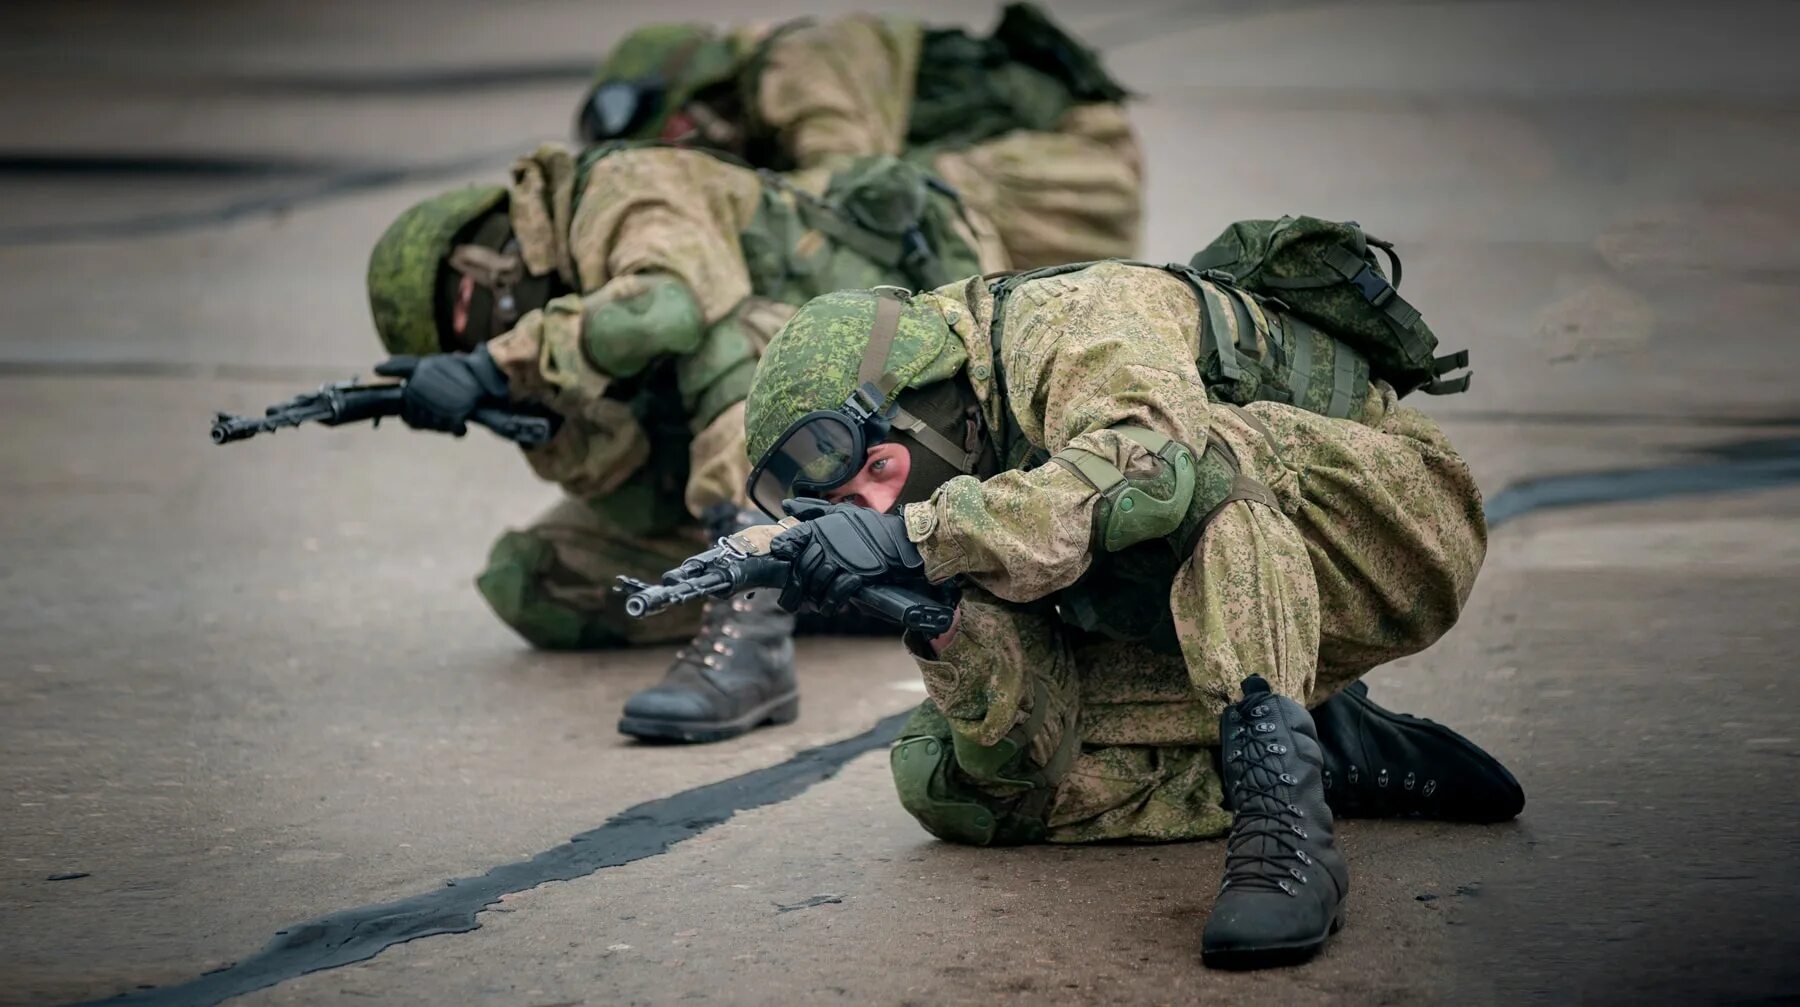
[{"xmin": 2, "ymin": 1, "xmax": 1798, "ymax": 1004}]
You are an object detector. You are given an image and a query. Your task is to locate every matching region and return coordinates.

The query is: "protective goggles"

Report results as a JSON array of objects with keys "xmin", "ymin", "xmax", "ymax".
[
  {"xmin": 747, "ymin": 385, "xmax": 892, "ymax": 519},
  {"xmin": 746, "ymin": 289, "xmax": 983, "ymax": 518},
  {"xmin": 576, "ymin": 79, "xmax": 667, "ymax": 142}
]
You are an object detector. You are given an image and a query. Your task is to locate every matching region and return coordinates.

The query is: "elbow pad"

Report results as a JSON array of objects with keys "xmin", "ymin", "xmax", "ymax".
[
  {"xmin": 579, "ymin": 272, "xmax": 706, "ymax": 380},
  {"xmin": 1048, "ymin": 427, "xmax": 1198, "ymax": 553}
]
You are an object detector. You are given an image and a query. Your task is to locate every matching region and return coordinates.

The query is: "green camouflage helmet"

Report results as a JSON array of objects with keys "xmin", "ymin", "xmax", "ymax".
[
  {"xmin": 366, "ymin": 185, "xmax": 506, "ymax": 356},
  {"xmin": 577, "ymin": 25, "xmax": 743, "ymax": 143},
  {"xmin": 745, "ymin": 289, "xmax": 970, "ymax": 467}
]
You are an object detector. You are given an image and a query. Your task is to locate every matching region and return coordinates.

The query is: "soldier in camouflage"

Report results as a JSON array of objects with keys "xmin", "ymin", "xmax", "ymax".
[
  {"xmin": 575, "ymin": 3, "xmax": 1141, "ymax": 270},
  {"xmin": 364, "ymin": 141, "xmax": 1008, "ymax": 743},
  {"xmin": 741, "ymin": 264, "xmax": 1523, "ymax": 968}
]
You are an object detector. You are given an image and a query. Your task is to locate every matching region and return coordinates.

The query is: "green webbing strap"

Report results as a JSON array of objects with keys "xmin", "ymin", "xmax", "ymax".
[
  {"xmin": 1326, "ymin": 343, "xmax": 1361, "ymax": 420},
  {"xmin": 1320, "ymin": 244, "xmax": 1429, "ymax": 354},
  {"xmin": 1222, "ymin": 284, "xmax": 1267, "ymax": 362},
  {"xmin": 1048, "ymin": 426, "xmax": 1177, "ymax": 495},
  {"xmin": 1423, "ymin": 349, "xmax": 1472, "ymax": 395},
  {"xmin": 1201, "ymin": 472, "xmax": 1282, "ymax": 525},
  {"xmin": 1195, "ymin": 281, "xmax": 1243, "ymax": 382},
  {"xmin": 986, "ymin": 262, "xmax": 1109, "ymax": 467},
  {"xmin": 1009, "ymin": 678, "xmax": 1082, "ymax": 824},
  {"xmin": 1049, "ymin": 447, "xmax": 1126, "ymax": 493},
  {"xmin": 1197, "ymin": 407, "xmax": 1281, "ymax": 524},
  {"xmin": 1285, "ymin": 317, "xmax": 1315, "ymax": 409},
  {"xmin": 1186, "ymin": 242, "xmax": 1241, "ymax": 277}
]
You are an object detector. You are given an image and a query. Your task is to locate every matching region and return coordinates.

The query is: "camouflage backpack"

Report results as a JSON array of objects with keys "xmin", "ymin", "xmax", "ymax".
[{"xmin": 1188, "ymin": 216, "xmax": 1470, "ymax": 397}]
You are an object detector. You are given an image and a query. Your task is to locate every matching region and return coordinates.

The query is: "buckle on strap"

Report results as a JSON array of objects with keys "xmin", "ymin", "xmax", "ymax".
[
  {"xmin": 1348, "ymin": 264, "xmax": 1395, "ymax": 307},
  {"xmin": 1421, "ymin": 349, "xmax": 1472, "ymax": 395}
]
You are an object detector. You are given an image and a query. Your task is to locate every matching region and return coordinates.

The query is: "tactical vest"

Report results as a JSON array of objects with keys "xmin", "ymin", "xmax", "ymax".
[{"xmin": 982, "ymin": 259, "xmax": 1383, "ymax": 652}]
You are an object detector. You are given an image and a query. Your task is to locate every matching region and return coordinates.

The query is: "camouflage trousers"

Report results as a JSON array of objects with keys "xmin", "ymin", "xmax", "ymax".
[
  {"xmin": 475, "ymin": 490, "xmax": 709, "ymax": 651},
  {"xmin": 892, "ymin": 388, "xmax": 1486, "ymax": 844},
  {"xmin": 929, "ymin": 103, "xmax": 1144, "ymax": 270}
]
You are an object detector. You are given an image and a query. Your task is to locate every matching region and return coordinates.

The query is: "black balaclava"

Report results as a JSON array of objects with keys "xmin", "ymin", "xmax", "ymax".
[
  {"xmin": 433, "ymin": 209, "xmax": 559, "ymax": 352},
  {"xmin": 885, "ymin": 375, "xmax": 991, "ymax": 511}
]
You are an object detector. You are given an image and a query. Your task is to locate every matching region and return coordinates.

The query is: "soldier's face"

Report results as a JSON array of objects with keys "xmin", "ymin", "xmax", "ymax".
[
  {"xmin": 449, "ymin": 274, "xmax": 476, "ymax": 342},
  {"xmin": 824, "ymin": 442, "xmax": 910, "ymax": 514}
]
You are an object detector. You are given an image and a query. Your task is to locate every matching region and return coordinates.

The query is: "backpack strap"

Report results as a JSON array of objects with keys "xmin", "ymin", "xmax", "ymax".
[{"xmin": 1421, "ymin": 349, "xmax": 1472, "ymax": 395}]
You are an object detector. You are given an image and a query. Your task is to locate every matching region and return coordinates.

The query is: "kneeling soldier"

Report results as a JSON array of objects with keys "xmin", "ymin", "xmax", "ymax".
[
  {"xmin": 741, "ymin": 259, "xmax": 1520, "ymax": 967},
  {"xmin": 364, "ymin": 142, "xmax": 1007, "ymax": 743}
]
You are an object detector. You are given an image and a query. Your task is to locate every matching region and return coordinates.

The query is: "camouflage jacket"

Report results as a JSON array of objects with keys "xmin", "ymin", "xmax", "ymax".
[
  {"xmin": 898, "ymin": 262, "xmax": 1298, "ymax": 602},
  {"xmin": 487, "ymin": 142, "xmax": 1006, "ymax": 516},
  {"xmin": 745, "ymin": 11, "xmax": 1128, "ymax": 167}
]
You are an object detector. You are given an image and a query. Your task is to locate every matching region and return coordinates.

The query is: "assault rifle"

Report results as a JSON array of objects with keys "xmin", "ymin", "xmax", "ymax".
[
  {"xmin": 210, "ymin": 377, "xmax": 557, "ymax": 447},
  {"xmin": 618, "ymin": 519, "xmax": 957, "ymax": 635}
]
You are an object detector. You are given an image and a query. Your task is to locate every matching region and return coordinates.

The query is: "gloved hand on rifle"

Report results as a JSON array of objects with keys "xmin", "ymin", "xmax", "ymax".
[
  {"xmin": 374, "ymin": 346, "xmax": 510, "ymax": 436},
  {"xmin": 768, "ymin": 499, "xmax": 931, "ymax": 614}
]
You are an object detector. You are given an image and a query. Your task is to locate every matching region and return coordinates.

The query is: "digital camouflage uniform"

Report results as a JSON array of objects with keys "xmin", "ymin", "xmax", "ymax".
[
  {"xmin": 744, "ymin": 262, "xmax": 1486, "ymax": 843},
  {"xmin": 469, "ymin": 143, "xmax": 1008, "ymax": 649},
  {"xmin": 589, "ymin": 7, "xmax": 1142, "ymax": 269}
]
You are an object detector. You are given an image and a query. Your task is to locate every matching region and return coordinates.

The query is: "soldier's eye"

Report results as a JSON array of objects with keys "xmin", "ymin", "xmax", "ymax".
[{"xmin": 871, "ymin": 458, "xmax": 888, "ymax": 473}]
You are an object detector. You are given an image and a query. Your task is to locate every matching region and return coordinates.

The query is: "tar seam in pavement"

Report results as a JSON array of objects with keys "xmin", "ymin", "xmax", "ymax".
[
  {"xmin": 68, "ymin": 712, "xmax": 909, "ymax": 1007},
  {"xmin": 63, "ymin": 435, "xmax": 1800, "ymax": 1005}
]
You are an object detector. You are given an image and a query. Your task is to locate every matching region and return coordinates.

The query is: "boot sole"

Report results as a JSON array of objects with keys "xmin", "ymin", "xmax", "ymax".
[
  {"xmin": 618, "ymin": 692, "xmax": 800, "ymax": 744},
  {"xmin": 1201, "ymin": 903, "xmax": 1346, "ymax": 971},
  {"xmin": 1334, "ymin": 683, "xmax": 1525, "ymax": 823}
]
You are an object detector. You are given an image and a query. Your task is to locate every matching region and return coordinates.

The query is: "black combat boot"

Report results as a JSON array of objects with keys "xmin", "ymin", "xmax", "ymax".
[
  {"xmin": 617, "ymin": 505, "xmax": 799, "ymax": 743},
  {"xmin": 1202, "ymin": 676, "xmax": 1349, "ymax": 970},
  {"xmin": 616, "ymin": 590, "xmax": 798, "ymax": 743},
  {"xmin": 1312, "ymin": 680, "xmax": 1524, "ymax": 823}
]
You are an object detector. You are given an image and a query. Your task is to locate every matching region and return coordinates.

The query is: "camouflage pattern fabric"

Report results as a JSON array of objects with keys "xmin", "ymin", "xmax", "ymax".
[
  {"xmin": 889, "ymin": 263, "xmax": 1484, "ymax": 841},
  {"xmin": 898, "ymin": 588, "xmax": 1233, "ymax": 843},
  {"xmin": 489, "ymin": 143, "xmax": 1001, "ymax": 525},
  {"xmin": 748, "ymin": 261, "xmax": 1484, "ymax": 840},
  {"xmin": 750, "ymin": 16, "xmax": 1142, "ymax": 266},
  {"xmin": 445, "ymin": 144, "xmax": 1005, "ymax": 649},
  {"xmin": 753, "ymin": 15, "xmax": 922, "ymax": 166},
  {"xmin": 476, "ymin": 495, "xmax": 707, "ymax": 651},
  {"xmin": 925, "ymin": 103, "xmax": 1143, "ymax": 269}
]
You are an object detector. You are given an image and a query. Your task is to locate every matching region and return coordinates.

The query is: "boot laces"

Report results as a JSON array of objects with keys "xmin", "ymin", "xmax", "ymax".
[
  {"xmin": 1221, "ymin": 707, "xmax": 1313, "ymax": 897},
  {"xmin": 672, "ymin": 600, "xmax": 739, "ymax": 670}
]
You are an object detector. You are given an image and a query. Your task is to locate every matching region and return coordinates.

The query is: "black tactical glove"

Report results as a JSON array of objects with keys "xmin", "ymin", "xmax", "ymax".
[
  {"xmin": 769, "ymin": 499, "xmax": 929, "ymax": 613},
  {"xmin": 374, "ymin": 345, "xmax": 510, "ymax": 436}
]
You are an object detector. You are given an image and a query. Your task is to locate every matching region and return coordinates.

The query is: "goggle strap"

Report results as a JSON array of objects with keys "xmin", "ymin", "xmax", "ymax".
[{"xmin": 891, "ymin": 404, "xmax": 978, "ymax": 474}]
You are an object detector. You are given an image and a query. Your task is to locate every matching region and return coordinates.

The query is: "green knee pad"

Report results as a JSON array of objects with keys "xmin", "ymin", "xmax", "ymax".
[
  {"xmin": 890, "ymin": 702, "xmax": 1048, "ymax": 847},
  {"xmin": 475, "ymin": 531, "xmax": 630, "ymax": 651}
]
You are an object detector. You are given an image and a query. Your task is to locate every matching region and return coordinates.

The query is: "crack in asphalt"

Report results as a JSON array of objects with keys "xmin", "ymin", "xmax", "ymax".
[
  {"xmin": 70, "ymin": 712, "xmax": 911, "ymax": 1007},
  {"xmin": 63, "ymin": 434, "xmax": 1800, "ymax": 1005}
]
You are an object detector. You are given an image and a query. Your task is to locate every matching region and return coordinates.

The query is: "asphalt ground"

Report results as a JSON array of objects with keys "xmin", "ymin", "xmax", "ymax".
[{"xmin": 3, "ymin": 2, "xmax": 1798, "ymax": 1004}]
